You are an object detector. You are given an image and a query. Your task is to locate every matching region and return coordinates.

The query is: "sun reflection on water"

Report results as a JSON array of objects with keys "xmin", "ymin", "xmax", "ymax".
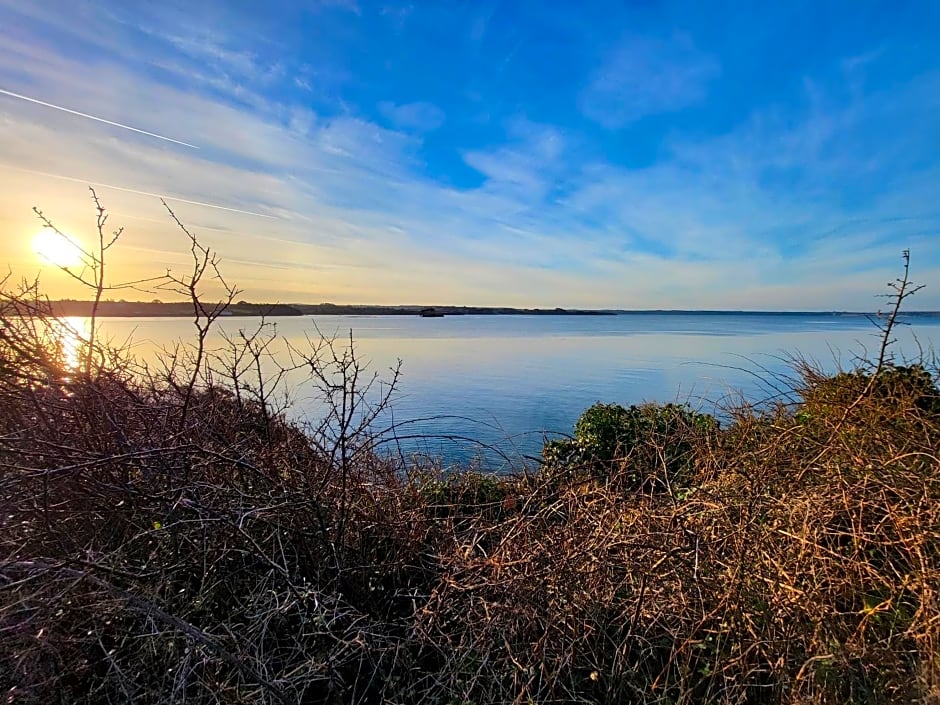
[{"xmin": 56, "ymin": 316, "xmax": 90, "ymax": 373}]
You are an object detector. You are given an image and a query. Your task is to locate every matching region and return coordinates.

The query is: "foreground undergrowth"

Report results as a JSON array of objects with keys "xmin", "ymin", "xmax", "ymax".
[{"xmin": 1, "ymin": 197, "xmax": 938, "ymax": 704}]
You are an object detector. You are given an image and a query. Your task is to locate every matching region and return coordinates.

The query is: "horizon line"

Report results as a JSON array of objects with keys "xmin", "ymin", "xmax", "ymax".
[{"xmin": 44, "ymin": 299, "xmax": 940, "ymax": 315}]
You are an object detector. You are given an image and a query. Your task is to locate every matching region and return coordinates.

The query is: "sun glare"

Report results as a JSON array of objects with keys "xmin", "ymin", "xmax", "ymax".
[
  {"xmin": 33, "ymin": 229, "xmax": 84, "ymax": 268},
  {"xmin": 57, "ymin": 316, "xmax": 90, "ymax": 372}
]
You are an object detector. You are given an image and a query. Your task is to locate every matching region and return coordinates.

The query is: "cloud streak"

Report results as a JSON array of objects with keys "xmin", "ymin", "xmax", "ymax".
[
  {"xmin": 579, "ymin": 33, "xmax": 720, "ymax": 128},
  {"xmin": 0, "ymin": 88, "xmax": 200, "ymax": 149},
  {"xmin": 0, "ymin": 165, "xmax": 275, "ymax": 219}
]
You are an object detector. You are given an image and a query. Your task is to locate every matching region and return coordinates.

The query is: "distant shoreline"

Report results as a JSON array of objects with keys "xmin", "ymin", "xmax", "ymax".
[{"xmin": 41, "ymin": 300, "xmax": 940, "ymax": 318}]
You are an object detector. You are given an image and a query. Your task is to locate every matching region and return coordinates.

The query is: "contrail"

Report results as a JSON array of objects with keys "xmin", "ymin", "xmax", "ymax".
[
  {"xmin": 1, "ymin": 165, "xmax": 275, "ymax": 219},
  {"xmin": 0, "ymin": 88, "xmax": 199, "ymax": 149}
]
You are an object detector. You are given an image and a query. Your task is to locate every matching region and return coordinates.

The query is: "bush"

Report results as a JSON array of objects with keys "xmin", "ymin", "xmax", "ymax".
[
  {"xmin": 542, "ymin": 401, "xmax": 718, "ymax": 491},
  {"xmin": 799, "ymin": 363, "xmax": 940, "ymax": 418}
]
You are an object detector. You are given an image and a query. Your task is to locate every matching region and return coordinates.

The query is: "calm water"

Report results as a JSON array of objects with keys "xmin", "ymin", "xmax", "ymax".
[{"xmin": 81, "ymin": 313, "xmax": 939, "ymax": 469}]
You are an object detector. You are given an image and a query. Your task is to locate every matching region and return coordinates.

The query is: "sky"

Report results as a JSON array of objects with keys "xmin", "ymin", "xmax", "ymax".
[{"xmin": 0, "ymin": 0, "xmax": 939, "ymax": 309}]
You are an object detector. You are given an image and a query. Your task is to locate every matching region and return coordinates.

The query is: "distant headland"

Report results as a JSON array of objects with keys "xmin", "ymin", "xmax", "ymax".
[
  {"xmin": 41, "ymin": 300, "xmax": 940, "ymax": 318},
  {"xmin": 45, "ymin": 300, "xmax": 618, "ymax": 317}
]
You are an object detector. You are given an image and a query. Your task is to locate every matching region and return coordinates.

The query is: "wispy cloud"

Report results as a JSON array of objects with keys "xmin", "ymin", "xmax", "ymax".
[
  {"xmin": 1, "ymin": 165, "xmax": 274, "ymax": 218},
  {"xmin": 462, "ymin": 117, "xmax": 568, "ymax": 204},
  {"xmin": 0, "ymin": 0, "xmax": 938, "ymax": 309},
  {"xmin": 378, "ymin": 101, "xmax": 446, "ymax": 131},
  {"xmin": 579, "ymin": 32, "xmax": 720, "ymax": 128},
  {"xmin": 317, "ymin": 0, "xmax": 361, "ymax": 15},
  {"xmin": 380, "ymin": 4, "xmax": 414, "ymax": 31},
  {"xmin": 164, "ymin": 33, "xmax": 264, "ymax": 80}
]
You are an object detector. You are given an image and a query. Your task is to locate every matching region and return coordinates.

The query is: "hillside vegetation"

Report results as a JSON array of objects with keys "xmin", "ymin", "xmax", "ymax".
[{"xmin": 1, "ymin": 200, "xmax": 938, "ymax": 704}]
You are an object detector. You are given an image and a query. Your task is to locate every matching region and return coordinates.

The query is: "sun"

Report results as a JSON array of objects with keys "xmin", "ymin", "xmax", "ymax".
[{"xmin": 33, "ymin": 229, "xmax": 84, "ymax": 268}]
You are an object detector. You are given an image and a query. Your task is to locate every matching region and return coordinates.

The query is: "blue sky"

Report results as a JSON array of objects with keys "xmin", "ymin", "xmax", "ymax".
[{"xmin": 0, "ymin": 0, "xmax": 938, "ymax": 308}]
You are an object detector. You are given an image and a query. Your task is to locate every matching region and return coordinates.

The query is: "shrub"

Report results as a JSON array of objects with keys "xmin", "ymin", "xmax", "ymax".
[
  {"xmin": 799, "ymin": 363, "xmax": 940, "ymax": 418},
  {"xmin": 542, "ymin": 401, "xmax": 718, "ymax": 491}
]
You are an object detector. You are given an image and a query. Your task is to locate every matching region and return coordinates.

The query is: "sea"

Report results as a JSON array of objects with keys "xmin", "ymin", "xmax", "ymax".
[{"xmin": 70, "ymin": 312, "xmax": 940, "ymax": 470}]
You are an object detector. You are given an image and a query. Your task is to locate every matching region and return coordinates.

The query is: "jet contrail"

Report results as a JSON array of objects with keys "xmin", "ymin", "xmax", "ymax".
[
  {"xmin": 1, "ymin": 165, "xmax": 275, "ymax": 219},
  {"xmin": 0, "ymin": 88, "xmax": 199, "ymax": 149}
]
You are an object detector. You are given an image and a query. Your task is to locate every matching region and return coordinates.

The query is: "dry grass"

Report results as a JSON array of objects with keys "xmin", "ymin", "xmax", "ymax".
[{"xmin": 1, "ymin": 205, "xmax": 938, "ymax": 704}]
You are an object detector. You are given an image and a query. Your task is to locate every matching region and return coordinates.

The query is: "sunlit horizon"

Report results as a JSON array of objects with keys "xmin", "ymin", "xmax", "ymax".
[{"xmin": 2, "ymin": 1, "xmax": 939, "ymax": 309}]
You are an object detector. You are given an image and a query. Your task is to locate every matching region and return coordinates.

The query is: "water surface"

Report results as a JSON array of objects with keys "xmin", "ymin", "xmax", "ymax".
[{"xmin": 86, "ymin": 313, "xmax": 940, "ymax": 468}]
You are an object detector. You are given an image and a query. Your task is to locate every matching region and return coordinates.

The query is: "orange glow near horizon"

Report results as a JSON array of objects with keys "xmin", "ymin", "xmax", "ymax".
[{"xmin": 33, "ymin": 229, "xmax": 84, "ymax": 268}]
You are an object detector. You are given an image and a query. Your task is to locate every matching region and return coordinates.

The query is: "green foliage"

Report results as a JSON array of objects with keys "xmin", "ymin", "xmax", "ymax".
[
  {"xmin": 542, "ymin": 402, "xmax": 718, "ymax": 490},
  {"xmin": 420, "ymin": 471, "xmax": 518, "ymax": 519},
  {"xmin": 796, "ymin": 364, "xmax": 940, "ymax": 439},
  {"xmin": 802, "ymin": 364, "xmax": 938, "ymax": 411}
]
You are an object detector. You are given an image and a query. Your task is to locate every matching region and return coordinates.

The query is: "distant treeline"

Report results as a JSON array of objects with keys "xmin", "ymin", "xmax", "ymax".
[
  {"xmin": 46, "ymin": 300, "xmax": 617, "ymax": 317},
  {"xmin": 48, "ymin": 300, "xmax": 305, "ymax": 317},
  {"xmin": 43, "ymin": 300, "xmax": 940, "ymax": 318},
  {"xmin": 298, "ymin": 304, "xmax": 617, "ymax": 316}
]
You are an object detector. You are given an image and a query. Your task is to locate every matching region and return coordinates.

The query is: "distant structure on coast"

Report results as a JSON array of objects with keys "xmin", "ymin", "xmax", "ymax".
[{"xmin": 419, "ymin": 307, "xmax": 445, "ymax": 318}]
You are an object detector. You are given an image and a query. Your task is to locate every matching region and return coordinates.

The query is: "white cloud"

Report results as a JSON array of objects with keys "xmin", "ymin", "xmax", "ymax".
[
  {"xmin": 378, "ymin": 101, "xmax": 446, "ymax": 131},
  {"xmin": 461, "ymin": 116, "xmax": 569, "ymax": 203},
  {"xmin": 164, "ymin": 32, "xmax": 262, "ymax": 79},
  {"xmin": 580, "ymin": 32, "xmax": 720, "ymax": 128},
  {"xmin": 0, "ymin": 0, "xmax": 938, "ymax": 310}
]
